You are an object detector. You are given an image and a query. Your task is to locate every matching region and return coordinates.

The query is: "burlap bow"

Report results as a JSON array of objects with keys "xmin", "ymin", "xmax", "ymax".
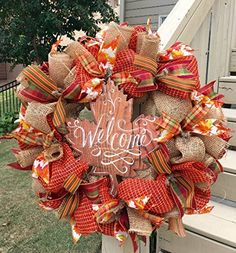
[{"xmin": 154, "ymin": 82, "xmax": 230, "ymax": 143}]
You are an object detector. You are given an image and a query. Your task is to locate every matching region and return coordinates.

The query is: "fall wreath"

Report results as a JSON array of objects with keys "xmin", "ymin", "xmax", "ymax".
[{"xmin": 1, "ymin": 21, "xmax": 231, "ymax": 250}]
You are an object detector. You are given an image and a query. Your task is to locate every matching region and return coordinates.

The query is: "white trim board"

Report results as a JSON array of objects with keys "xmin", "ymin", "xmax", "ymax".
[{"xmin": 158, "ymin": 0, "xmax": 216, "ymax": 49}]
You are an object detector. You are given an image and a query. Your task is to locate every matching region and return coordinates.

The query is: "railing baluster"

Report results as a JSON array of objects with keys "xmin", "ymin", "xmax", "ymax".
[{"xmin": 0, "ymin": 80, "xmax": 20, "ymax": 118}]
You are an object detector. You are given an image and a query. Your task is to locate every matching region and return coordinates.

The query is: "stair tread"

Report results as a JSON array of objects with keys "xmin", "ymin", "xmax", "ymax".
[
  {"xmin": 219, "ymin": 76, "xmax": 236, "ymax": 82},
  {"xmin": 222, "ymin": 108, "xmax": 236, "ymax": 122},
  {"xmin": 183, "ymin": 201, "xmax": 236, "ymax": 248},
  {"xmin": 220, "ymin": 149, "xmax": 236, "ymax": 174}
]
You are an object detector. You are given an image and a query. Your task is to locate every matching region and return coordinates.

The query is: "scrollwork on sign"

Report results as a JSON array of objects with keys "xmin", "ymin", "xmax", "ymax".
[{"xmin": 66, "ymin": 80, "xmax": 159, "ymax": 195}]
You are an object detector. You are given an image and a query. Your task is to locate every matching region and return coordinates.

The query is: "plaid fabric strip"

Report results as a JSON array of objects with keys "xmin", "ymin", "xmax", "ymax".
[
  {"xmin": 58, "ymin": 192, "xmax": 79, "ymax": 219},
  {"xmin": 157, "ymin": 56, "xmax": 200, "ymax": 98},
  {"xmin": 158, "ymin": 75, "xmax": 196, "ymax": 92},
  {"xmin": 22, "ymin": 65, "xmax": 57, "ymax": 99},
  {"xmin": 155, "ymin": 112, "xmax": 181, "ymax": 142},
  {"xmin": 4, "ymin": 127, "xmax": 54, "ymax": 148},
  {"xmin": 112, "ymin": 72, "xmax": 144, "ymax": 98},
  {"xmin": 182, "ymin": 102, "xmax": 211, "ymax": 130},
  {"xmin": 94, "ymin": 199, "xmax": 120, "ymax": 224},
  {"xmin": 133, "ymin": 54, "xmax": 157, "ymax": 75},
  {"xmin": 78, "ymin": 53, "xmax": 102, "ymax": 77},
  {"xmin": 176, "ymin": 176, "xmax": 195, "ymax": 209},
  {"xmin": 198, "ymin": 80, "xmax": 216, "ymax": 97},
  {"xmin": 148, "ymin": 148, "xmax": 172, "ymax": 175},
  {"xmin": 42, "ymin": 130, "xmax": 55, "ymax": 148},
  {"xmin": 63, "ymin": 173, "xmax": 82, "ymax": 194},
  {"xmin": 112, "ymin": 71, "xmax": 137, "ymax": 86}
]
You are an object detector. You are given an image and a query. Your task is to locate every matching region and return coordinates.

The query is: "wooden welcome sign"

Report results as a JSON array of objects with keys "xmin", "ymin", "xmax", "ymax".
[{"xmin": 66, "ymin": 80, "xmax": 158, "ymax": 195}]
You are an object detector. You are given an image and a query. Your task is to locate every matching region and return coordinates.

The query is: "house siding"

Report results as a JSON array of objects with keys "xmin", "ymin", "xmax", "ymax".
[{"xmin": 124, "ymin": 0, "xmax": 178, "ymax": 28}]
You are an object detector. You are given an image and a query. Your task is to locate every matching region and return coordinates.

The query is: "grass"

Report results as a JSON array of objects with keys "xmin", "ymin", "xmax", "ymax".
[{"xmin": 0, "ymin": 140, "xmax": 102, "ymax": 253}]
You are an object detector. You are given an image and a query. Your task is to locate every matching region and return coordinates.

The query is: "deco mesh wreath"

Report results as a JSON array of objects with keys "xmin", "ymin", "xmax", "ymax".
[{"xmin": 2, "ymin": 21, "xmax": 231, "ymax": 249}]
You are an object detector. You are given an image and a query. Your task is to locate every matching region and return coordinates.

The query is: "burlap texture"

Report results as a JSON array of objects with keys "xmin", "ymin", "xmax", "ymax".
[
  {"xmin": 43, "ymin": 144, "xmax": 63, "ymax": 163},
  {"xmin": 64, "ymin": 65, "xmax": 77, "ymax": 87},
  {"xmin": 15, "ymin": 147, "xmax": 43, "ymax": 168},
  {"xmin": 198, "ymin": 135, "xmax": 227, "ymax": 159},
  {"xmin": 136, "ymin": 32, "xmax": 146, "ymax": 54},
  {"xmin": 135, "ymin": 162, "xmax": 157, "ymax": 180},
  {"xmin": 203, "ymin": 106, "xmax": 225, "ymax": 121},
  {"xmin": 127, "ymin": 207, "xmax": 152, "ymax": 236},
  {"xmin": 152, "ymin": 91, "xmax": 192, "ymax": 122},
  {"xmin": 64, "ymin": 102, "xmax": 83, "ymax": 119},
  {"xmin": 65, "ymin": 41, "xmax": 94, "ymax": 60},
  {"xmin": 128, "ymin": 25, "xmax": 146, "ymax": 52},
  {"xmin": 165, "ymin": 138, "xmax": 181, "ymax": 159},
  {"xmin": 48, "ymin": 52, "xmax": 73, "ymax": 88},
  {"xmin": 139, "ymin": 35, "xmax": 160, "ymax": 61},
  {"xmin": 25, "ymin": 102, "xmax": 56, "ymax": 133},
  {"xmin": 142, "ymin": 95, "xmax": 157, "ymax": 116},
  {"xmin": 203, "ymin": 153, "xmax": 215, "ymax": 167},
  {"xmin": 104, "ymin": 22, "xmax": 134, "ymax": 52},
  {"xmin": 32, "ymin": 178, "xmax": 47, "ymax": 197},
  {"xmin": 171, "ymin": 136, "xmax": 205, "ymax": 164}
]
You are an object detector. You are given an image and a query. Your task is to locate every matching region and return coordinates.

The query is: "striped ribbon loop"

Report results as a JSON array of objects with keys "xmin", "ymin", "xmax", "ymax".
[
  {"xmin": 52, "ymin": 97, "xmax": 67, "ymax": 128},
  {"xmin": 133, "ymin": 54, "xmax": 157, "ymax": 75},
  {"xmin": 148, "ymin": 148, "xmax": 172, "ymax": 175},
  {"xmin": 63, "ymin": 173, "xmax": 82, "ymax": 194},
  {"xmin": 169, "ymin": 175, "xmax": 195, "ymax": 217},
  {"xmin": 21, "ymin": 65, "xmax": 58, "ymax": 101},
  {"xmin": 156, "ymin": 63, "xmax": 197, "ymax": 94},
  {"xmin": 58, "ymin": 192, "xmax": 79, "ymax": 219}
]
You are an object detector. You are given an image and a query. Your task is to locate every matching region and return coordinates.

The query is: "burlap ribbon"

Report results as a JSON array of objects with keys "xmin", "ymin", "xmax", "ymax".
[
  {"xmin": 17, "ymin": 37, "xmax": 158, "ymax": 127},
  {"xmin": 154, "ymin": 82, "xmax": 230, "ymax": 143}
]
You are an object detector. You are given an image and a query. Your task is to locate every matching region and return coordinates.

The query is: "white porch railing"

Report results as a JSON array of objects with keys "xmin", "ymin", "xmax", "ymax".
[{"xmin": 158, "ymin": 0, "xmax": 215, "ymax": 49}]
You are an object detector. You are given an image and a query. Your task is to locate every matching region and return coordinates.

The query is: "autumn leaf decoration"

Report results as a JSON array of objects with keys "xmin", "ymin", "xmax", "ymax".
[{"xmin": 66, "ymin": 80, "xmax": 159, "ymax": 196}]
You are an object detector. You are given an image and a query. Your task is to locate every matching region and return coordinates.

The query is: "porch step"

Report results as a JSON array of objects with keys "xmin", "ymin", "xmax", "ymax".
[
  {"xmin": 222, "ymin": 108, "xmax": 236, "ymax": 147},
  {"xmin": 211, "ymin": 149, "xmax": 236, "ymax": 202},
  {"xmin": 158, "ymin": 200, "xmax": 236, "ymax": 253}
]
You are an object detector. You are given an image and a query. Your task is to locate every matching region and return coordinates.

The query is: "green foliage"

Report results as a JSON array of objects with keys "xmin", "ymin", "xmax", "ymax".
[
  {"xmin": 0, "ymin": 112, "xmax": 18, "ymax": 135},
  {"xmin": 0, "ymin": 0, "xmax": 118, "ymax": 65}
]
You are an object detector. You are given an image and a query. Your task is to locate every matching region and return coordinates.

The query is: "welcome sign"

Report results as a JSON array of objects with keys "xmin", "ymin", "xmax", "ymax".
[{"xmin": 66, "ymin": 80, "xmax": 158, "ymax": 195}]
